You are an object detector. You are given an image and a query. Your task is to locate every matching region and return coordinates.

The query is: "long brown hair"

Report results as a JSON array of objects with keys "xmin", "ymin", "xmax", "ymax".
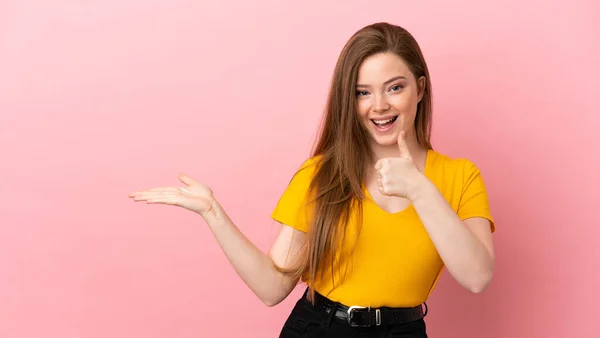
[{"xmin": 280, "ymin": 22, "xmax": 434, "ymax": 302}]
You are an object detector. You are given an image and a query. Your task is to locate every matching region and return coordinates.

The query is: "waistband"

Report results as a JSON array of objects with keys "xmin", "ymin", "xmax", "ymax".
[{"xmin": 303, "ymin": 288, "xmax": 427, "ymax": 327}]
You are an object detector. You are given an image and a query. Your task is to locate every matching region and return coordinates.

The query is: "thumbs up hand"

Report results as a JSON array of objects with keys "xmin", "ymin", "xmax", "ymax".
[{"xmin": 374, "ymin": 116, "xmax": 427, "ymax": 201}]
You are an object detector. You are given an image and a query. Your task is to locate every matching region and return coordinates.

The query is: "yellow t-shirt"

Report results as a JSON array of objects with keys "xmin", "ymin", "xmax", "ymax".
[{"xmin": 271, "ymin": 149, "xmax": 495, "ymax": 308}]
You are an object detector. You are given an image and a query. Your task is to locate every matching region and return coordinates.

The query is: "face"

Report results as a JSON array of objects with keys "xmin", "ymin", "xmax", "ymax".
[{"xmin": 355, "ymin": 52, "xmax": 425, "ymax": 148}]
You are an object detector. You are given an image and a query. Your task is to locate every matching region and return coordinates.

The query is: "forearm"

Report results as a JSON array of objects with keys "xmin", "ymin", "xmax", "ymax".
[
  {"xmin": 201, "ymin": 202, "xmax": 296, "ymax": 306},
  {"xmin": 410, "ymin": 179, "xmax": 494, "ymax": 293}
]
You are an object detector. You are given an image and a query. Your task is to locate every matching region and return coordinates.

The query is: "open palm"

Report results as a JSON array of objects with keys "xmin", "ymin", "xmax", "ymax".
[{"xmin": 129, "ymin": 174, "xmax": 215, "ymax": 216}]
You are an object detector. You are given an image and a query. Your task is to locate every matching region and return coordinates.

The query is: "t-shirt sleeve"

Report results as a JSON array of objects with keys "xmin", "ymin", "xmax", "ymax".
[
  {"xmin": 270, "ymin": 158, "xmax": 318, "ymax": 233},
  {"xmin": 457, "ymin": 159, "xmax": 496, "ymax": 233}
]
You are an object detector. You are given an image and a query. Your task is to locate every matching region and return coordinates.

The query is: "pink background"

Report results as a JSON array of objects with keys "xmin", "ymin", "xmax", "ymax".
[{"xmin": 1, "ymin": 1, "xmax": 599, "ymax": 337}]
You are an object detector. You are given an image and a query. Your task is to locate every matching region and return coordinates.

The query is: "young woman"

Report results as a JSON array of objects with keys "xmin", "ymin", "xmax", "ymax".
[{"xmin": 129, "ymin": 22, "xmax": 496, "ymax": 338}]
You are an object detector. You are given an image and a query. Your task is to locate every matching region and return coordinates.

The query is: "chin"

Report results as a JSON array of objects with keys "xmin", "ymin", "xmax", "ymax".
[{"xmin": 369, "ymin": 132, "xmax": 400, "ymax": 147}]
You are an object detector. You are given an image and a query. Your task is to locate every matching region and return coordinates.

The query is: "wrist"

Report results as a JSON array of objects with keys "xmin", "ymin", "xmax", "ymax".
[
  {"xmin": 407, "ymin": 173, "xmax": 437, "ymax": 202},
  {"xmin": 199, "ymin": 198, "xmax": 224, "ymax": 223}
]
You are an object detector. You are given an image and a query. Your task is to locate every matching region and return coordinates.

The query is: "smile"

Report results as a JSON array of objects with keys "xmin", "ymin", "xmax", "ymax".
[{"xmin": 371, "ymin": 116, "xmax": 398, "ymax": 127}]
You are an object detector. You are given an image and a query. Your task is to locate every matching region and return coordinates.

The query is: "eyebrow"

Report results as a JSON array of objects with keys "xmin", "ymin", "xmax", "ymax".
[{"xmin": 356, "ymin": 76, "xmax": 407, "ymax": 88}]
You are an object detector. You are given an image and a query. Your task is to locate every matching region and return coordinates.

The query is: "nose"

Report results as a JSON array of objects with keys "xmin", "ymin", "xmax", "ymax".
[{"xmin": 372, "ymin": 94, "xmax": 390, "ymax": 113}]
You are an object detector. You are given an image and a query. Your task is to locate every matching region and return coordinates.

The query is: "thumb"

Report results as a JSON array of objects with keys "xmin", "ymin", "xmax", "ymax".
[
  {"xmin": 397, "ymin": 130, "xmax": 411, "ymax": 158},
  {"xmin": 179, "ymin": 174, "xmax": 198, "ymax": 186},
  {"xmin": 396, "ymin": 114, "xmax": 412, "ymax": 159}
]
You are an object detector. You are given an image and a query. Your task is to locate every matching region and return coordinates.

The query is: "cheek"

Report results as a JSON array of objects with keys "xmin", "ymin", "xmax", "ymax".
[
  {"xmin": 356, "ymin": 100, "xmax": 370, "ymax": 118},
  {"xmin": 390, "ymin": 93, "xmax": 418, "ymax": 112}
]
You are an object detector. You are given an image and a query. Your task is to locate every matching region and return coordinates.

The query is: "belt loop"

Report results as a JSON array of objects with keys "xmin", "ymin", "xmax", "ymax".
[
  {"xmin": 324, "ymin": 302, "xmax": 338, "ymax": 327},
  {"xmin": 301, "ymin": 287, "xmax": 310, "ymax": 306},
  {"xmin": 422, "ymin": 302, "xmax": 428, "ymax": 317}
]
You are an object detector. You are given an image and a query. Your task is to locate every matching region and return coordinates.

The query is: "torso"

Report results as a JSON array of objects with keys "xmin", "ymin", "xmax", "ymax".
[{"xmin": 271, "ymin": 148, "xmax": 494, "ymax": 308}]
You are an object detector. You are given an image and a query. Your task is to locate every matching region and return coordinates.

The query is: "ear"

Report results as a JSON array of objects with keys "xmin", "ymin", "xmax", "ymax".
[{"xmin": 417, "ymin": 76, "xmax": 426, "ymax": 102}]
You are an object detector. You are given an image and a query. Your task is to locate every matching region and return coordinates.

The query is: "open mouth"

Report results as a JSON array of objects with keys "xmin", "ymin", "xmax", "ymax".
[{"xmin": 371, "ymin": 116, "xmax": 398, "ymax": 128}]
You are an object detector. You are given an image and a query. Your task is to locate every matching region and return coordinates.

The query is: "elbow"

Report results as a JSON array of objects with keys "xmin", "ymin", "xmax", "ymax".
[
  {"xmin": 257, "ymin": 276, "xmax": 297, "ymax": 307},
  {"xmin": 466, "ymin": 269, "xmax": 493, "ymax": 294},
  {"xmin": 260, "ymin": 294, "xmax": 285, "ymax": 307},
  {"xmin": 262, "ymin": 298, "xmax": 281, "ymax": 307},
  {"xmin": 468, "ymin": 283, "xmax": 489, "ymax": 294},
  {"xmin": 465, "ymin": 253, "xmax": 495, "ymax": 294}
]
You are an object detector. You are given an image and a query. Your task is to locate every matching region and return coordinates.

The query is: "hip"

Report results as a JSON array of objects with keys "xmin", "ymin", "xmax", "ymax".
[{"xmin": 279, "ymin": 288, "xmax": 428, "ymax": 338}]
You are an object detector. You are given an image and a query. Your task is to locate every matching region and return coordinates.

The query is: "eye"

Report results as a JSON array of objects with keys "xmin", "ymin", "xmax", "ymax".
[
  {"xmin": 356, "ymin": 90, "xmax": 369, "ymax": 96},
  {"xmin": 390, "ymin": 85, "xmax": 404, "ymax": 92}
]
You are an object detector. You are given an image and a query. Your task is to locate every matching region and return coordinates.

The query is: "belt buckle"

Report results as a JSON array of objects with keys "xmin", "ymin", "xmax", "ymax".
[{"xmin": 347, "ymin": 306, "xmax": 381, "ymax": 327}]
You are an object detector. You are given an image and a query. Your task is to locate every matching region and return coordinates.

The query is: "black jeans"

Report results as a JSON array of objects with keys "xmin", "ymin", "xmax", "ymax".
[{"xmin": 279, "ymin": 292, "xmax": 428, "ymax": 338}]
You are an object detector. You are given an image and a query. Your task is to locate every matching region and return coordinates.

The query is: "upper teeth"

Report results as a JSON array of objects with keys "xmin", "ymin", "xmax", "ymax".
[{"xmin": 374, "ymin": 118, "xmax": 394, "ymax": 125}]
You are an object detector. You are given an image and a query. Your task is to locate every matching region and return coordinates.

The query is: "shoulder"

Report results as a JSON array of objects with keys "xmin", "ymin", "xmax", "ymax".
[
  {"xmin": 287, "ymin": 155, "xmax": 323, "ymax": 182},
  {"xmin": 427, "ymin": 150, "xmax": 485, "ymax": 185},
  {"xmin": 271, "ymin": 155, "xmax": 323, "ymax": 231},
  {"xmin": 298, "ymin": 155, "xmax": 322, "ymax": 172},
  {"xmin": 427, "ymin": 150, "xmax": 479, "ymax": 173},
  {"xmin": 275, "ymin": 155, "xmax": 324, "ymax": 197},
  {"xmin": 428, "ymin": 150, "xmax": 495, "ymax": 230}
]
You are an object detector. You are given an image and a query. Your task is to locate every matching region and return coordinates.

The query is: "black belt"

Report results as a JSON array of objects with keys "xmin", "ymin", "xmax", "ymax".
[{"xmin": 306, "ymin": 289, "xmax": 427, "ymax": 327}]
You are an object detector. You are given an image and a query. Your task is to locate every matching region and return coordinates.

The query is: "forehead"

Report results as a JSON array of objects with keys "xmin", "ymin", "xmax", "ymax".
[{"xmin": 356, "ymin": 52, "xmax": 413, "ymax": 83}]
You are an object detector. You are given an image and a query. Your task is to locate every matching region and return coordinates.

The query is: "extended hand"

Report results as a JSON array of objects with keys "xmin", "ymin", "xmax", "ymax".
[{"xmin": 129, "ymin": 174, "xmax": 216, "ymax": 217}]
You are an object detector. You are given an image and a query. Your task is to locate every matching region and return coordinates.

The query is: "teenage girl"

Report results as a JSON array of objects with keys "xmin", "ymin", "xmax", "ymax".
[{"xmin": 129, "ymin": 22, "xmax": 496, "ymax": 338}]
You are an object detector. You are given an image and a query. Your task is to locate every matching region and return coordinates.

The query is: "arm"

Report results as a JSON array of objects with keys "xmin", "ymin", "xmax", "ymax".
[
  {"xmin": 129, "ymin": 174, "xmax": 305, "ymax": 307},
  {"xmin": 375, "ymin": 130, "xmax": 495, "ymax": 293},
  {"xmin": 410, "ymin": 178, "xmax": 495, "ymax": 293},
  {"xmin": 203, "ymin": 201, "xmax": 306, "ymax": 306}
]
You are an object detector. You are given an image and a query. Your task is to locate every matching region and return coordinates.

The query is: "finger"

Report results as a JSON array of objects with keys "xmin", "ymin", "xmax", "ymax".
[
  {"xmin": 179, "ymin": 174, "xmax": 199, "ymax": 186},
  {"xmin": 375, "ymin": 158, "xmax": 389, "ymax": 173},
  {"xmin": 131, "ymin": 191, "xmax": 180, "ymax": 201},
  {"xmin": 397, "ymin": 133, "xmax": 411, "ymax": 160},
  {"xmin": 397, "ymin": 131, "xmax": 409, "ymax": 156},
  {"xmin": 397, "ymin": 115, "xmax": 413, "ymax": 159},
  {"xmin": 129, "ymin": 187, "xmax": 179, "ymax": 197},
  {"xmin": 148, "ymin": 187, "xmax": 180, "ymax": 192},
  {"xmin": 146, "ymin": 197, "xmax": 180, "ymax": 206},
  {"xmin": 378, "ymin": 184, "xmax": 388, "ymax": 196},
  {"xmin": 374, "ymin": 160, "xmax": 382, "ymax": 171},
  {"xmin": 145, "ymin": 192, "xmax": 186, "ymax": 205},
  {"xmin": 130, "ymin": 190, "xmax": 180, "ymax": 198},
  {"xmin": 397, "ymin": 113, "xmax": 405, "ymax": 132}
]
